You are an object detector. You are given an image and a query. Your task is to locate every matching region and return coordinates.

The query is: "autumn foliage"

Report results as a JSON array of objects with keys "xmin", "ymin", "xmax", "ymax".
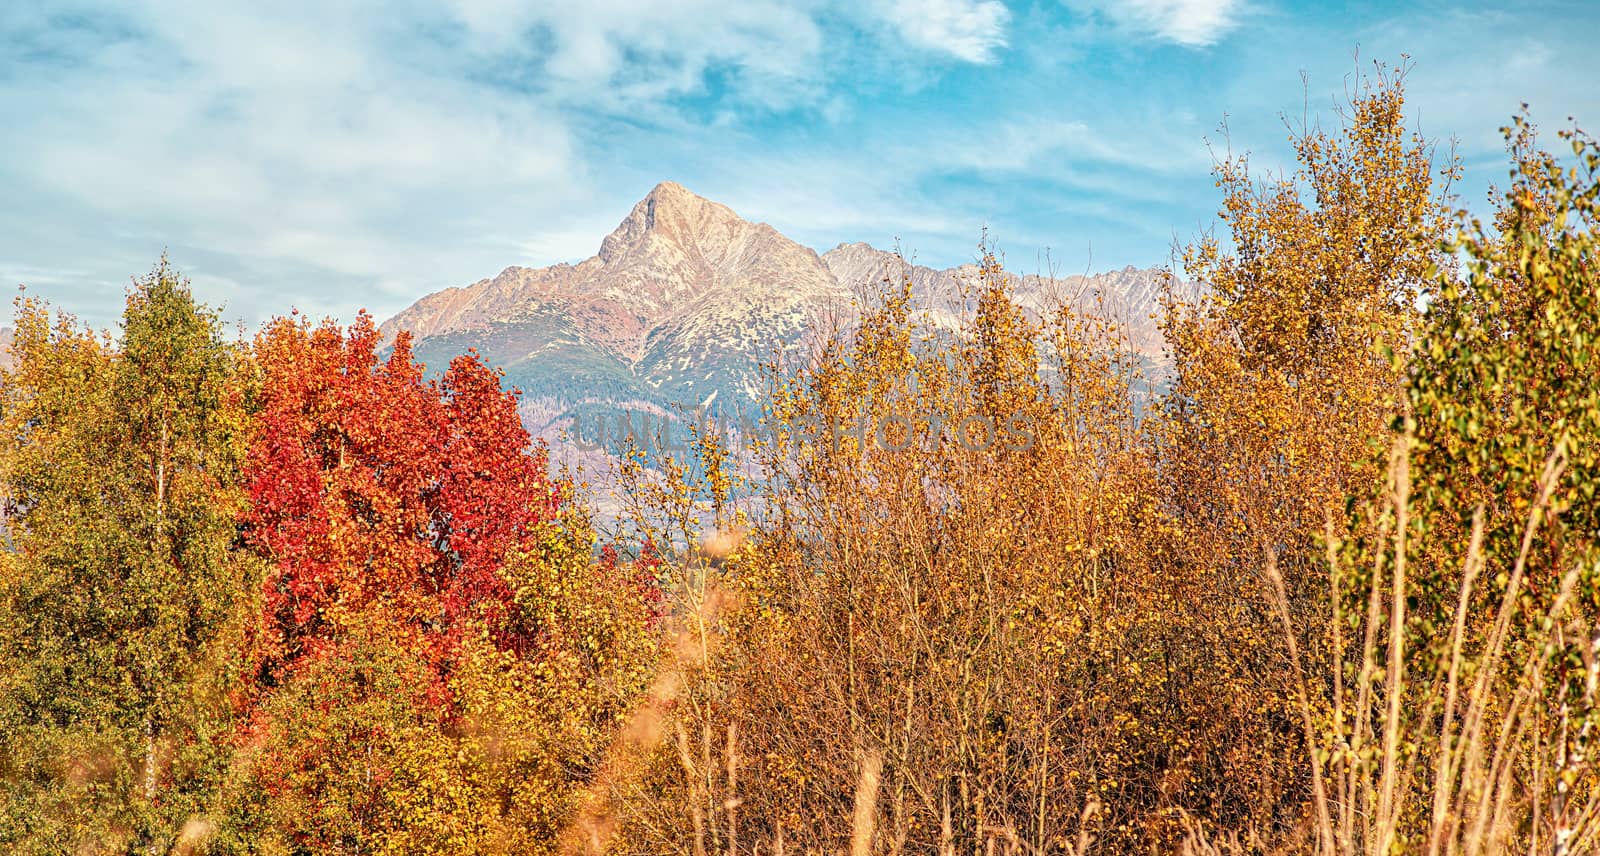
[
  {"xmin": 1, "ymin": 64, "xmax": 1598, "ymax": 855},
  {"xmin": 243, "ymin": 312, "xmax": 559, "ymax": 681}
]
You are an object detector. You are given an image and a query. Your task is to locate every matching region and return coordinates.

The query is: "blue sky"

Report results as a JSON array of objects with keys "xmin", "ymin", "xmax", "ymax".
[{"xmin": 2, "ymin": 0, "xmax": 1596, "ymax": 329}]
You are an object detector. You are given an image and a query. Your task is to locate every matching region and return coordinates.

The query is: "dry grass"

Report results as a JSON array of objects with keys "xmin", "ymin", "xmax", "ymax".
[{"xmin": 1248, "ymin": 439, "xmax": 1600, "ymax": 856}]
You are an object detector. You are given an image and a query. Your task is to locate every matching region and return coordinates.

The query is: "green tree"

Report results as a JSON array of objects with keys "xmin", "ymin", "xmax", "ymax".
[
  {"xmin": 1408, "ymin": 115, "xmax": 1600, "ymax": 605},
  {"xmin": 0, "ymin": 261, "xmax": 259, "ymax": 854}
]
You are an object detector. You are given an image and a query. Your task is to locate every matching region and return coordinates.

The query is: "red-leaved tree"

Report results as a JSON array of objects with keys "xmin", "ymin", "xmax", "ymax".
[{"xmin": 243, "ymin": 311, "xmax": 560, "ymax": 687}]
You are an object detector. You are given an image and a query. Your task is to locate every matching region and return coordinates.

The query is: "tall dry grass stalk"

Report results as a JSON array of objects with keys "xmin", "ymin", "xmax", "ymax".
[{"xmin": 560, "ymin": 568, "xmax": 736, "ymax": 856}]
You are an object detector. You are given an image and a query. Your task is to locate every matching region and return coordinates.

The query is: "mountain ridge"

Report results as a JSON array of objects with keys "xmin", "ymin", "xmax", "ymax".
[{"xmin": 381, "ymin": 182, "xmax": 1179, "ymax": 462}]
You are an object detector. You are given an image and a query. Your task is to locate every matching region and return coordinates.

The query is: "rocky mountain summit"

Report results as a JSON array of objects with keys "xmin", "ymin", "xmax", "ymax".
[{"xmin": 383, "ymin": 182, "xmax": 850, "ymax": 421}]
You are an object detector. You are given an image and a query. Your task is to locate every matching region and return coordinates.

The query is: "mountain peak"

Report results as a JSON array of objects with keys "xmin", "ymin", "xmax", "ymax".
[
  {"xmin": 599, "ymin": 180, "xmax": 744, "ymax": 261},
  {"xmin": 644, "ymin": 179, "xmax": 696, "ymax": 203}
]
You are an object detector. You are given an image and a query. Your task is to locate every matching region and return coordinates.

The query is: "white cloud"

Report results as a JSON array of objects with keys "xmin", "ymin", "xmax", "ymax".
[
  {"xmin": 442, "ymin": 0, "xmax": 835, "ymax": 110},
  {"xmin": 1, "ymin": 2, "xmax": 597, "ymax": 314},
  {"xmin": 882, "ymin": 0, "xmax": 1011, "ymax": 63},
  {"xmin": 0, "ymin": 264, "xmax": 91, "ymax": 288},
  {"xmin": 926, "ymin": 115, "xmax": 1211, "ymax": 176},
  {"xmin": 1078, "ymin": 0, "xmax": 1246, "ymax": 47}
]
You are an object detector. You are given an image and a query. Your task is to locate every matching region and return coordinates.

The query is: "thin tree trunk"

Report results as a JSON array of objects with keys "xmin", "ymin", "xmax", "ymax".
[
  {"xmin": 852, "ymin": 748, "xmax": 883, "ymax": 856},
  {"xmin": 726, "ymin": 723, "xmax": 738, "ymax": 856},
  {"xmin": 156, "ymin": 417, "xmax": 168, "ymax": 519},
  {"xmin": 143, "ymin": 717, "xmax": 157, "ymax": 802}
]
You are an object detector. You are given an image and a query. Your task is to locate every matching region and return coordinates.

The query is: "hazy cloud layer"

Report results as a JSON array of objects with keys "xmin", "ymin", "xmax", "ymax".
[{"xmin": 1, "ymin": 1, "xmax": 1595, "ymax": 328}]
